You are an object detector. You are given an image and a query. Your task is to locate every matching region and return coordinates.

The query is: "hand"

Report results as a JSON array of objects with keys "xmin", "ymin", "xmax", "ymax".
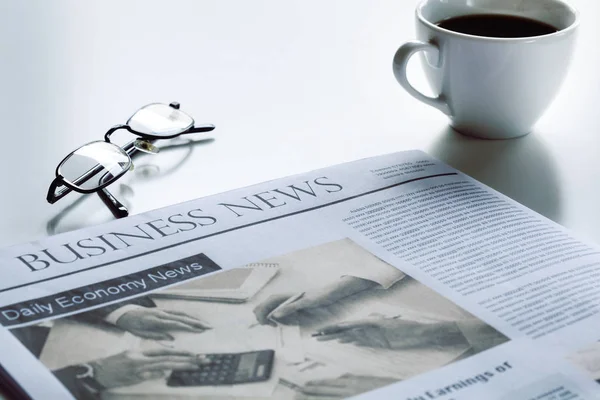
[
  {"xmin": 90, "ymin": 349, "xmax": 199, "ymax": 389},
  {"xmin": 253, "ymin": 293, "xmax": 296, "ymax": 326},
  {"xmin": 116, "ymin": 308, "xmax": 211, "ymax": 340},
  {"xmin": 295, "ymin": 374, "xmax": 399, "ymax": 399},
  {"xmin": 252, "ymin": 290, "xmax": 337, "ymax": 326},
  {"xmin": 253, "ymin": 276, "xmax": 377, "ymax": 325},
  {"xmin": 315, "ymin": 317, "xmax": 467, "ymax": 350}
]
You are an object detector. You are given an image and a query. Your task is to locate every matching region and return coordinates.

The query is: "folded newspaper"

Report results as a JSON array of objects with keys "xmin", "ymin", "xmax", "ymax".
[{"xmin": 1, "ymin": 150, "xmax": 600, "ymax": 400}]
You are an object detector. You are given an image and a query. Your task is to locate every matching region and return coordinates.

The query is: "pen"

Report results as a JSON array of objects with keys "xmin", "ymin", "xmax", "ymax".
[
  {"xmin": 266, "ymin": 291, "xmax": 306, "ymax": 321},
  {"xmin": 312, "ymin": 315, "xmax": 402, "ymax": 336},
  {"xmin": 248, "ymin": 292, "xmax": 306, "ymax": 329},
  {"xmin": 311, "ymin": 326, "xmax": 354, "ymax": 337}
]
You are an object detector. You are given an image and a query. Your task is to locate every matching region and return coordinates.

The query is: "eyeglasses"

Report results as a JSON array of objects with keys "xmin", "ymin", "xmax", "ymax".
[{"xmin": 46, "ymin": 102, "xmax": 215, "ymax": 219}]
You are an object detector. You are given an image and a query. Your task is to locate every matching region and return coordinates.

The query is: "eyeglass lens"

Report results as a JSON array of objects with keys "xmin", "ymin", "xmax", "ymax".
[
  {"xmin": 58, "ymin": 141, "xmax": 131, "ymax": 190},
  {"xmin": 127, "ymin": 103, "xmax": 194, "ymax": 137}
]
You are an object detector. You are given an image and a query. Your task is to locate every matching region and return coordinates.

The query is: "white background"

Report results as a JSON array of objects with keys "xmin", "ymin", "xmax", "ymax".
[{"xmin": 0, "ymin": 0, "xmax": 598, "ymax": 398}]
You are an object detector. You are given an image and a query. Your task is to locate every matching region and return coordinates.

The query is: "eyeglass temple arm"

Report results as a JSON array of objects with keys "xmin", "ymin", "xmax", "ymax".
[
  {"xmin": 46, "ymin": 176, "xmax": 64, "ymax": 204},
  {"xmin": 104, "ymin": 123, "xmax": 216, "ymax": 143},
  {"xmin": 97, "ymin": 188, "xmax": 129, "ymax": 218},
  {"xmin": 47, "ymin": 171, "xmax": 101, "ymax": 203},
  {"xmin": 47, "ymin": 176, "xmax": 128, "ymax": 218},
  {"xmin": 186, "ymin": 124, "xmax": 216, "ymax": 134},
  {"xmin": 104, "ymin": 124, "xmax": 132, "ymax": 143}
]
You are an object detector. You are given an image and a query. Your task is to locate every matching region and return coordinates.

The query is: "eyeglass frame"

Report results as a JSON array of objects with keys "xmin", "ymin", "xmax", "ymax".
[{"xmin": 46, "ymin": 102, "xmax": 215, "ymax": 218}]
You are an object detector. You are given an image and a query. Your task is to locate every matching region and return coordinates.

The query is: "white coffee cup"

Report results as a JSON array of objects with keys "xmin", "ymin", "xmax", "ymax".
[{"xmin": 393, "ymin": 0, "xmax": 579, "ymax": 139}]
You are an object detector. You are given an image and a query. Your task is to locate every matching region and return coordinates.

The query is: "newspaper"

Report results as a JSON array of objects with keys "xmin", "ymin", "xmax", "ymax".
[{"xmin": 1, "ymin": 150, "xmax": 600, "ymax": 400}]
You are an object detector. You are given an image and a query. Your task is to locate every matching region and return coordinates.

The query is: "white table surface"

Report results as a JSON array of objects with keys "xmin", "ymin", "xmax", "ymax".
[{"xmin": 0, "ymin": 0, "xmax": 598, "ymax": 398}]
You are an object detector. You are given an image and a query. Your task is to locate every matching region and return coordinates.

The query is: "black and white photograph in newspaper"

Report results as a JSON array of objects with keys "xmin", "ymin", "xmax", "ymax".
[
  {"xmin": 10, "ymin": 238, "xmax": 509, "ymax": 399},
  {"xmin": 566, "ymin": 342, "xmax": 600, "ymax": 384}
]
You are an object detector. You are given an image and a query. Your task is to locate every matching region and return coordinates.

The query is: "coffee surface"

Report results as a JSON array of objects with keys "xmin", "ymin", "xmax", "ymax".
[{"xmin": 437, "ymin": 14, "xmax": 558, "ymax": 38}]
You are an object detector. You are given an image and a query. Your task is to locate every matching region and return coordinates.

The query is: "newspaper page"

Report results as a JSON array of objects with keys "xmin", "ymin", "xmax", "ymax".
[{"xmin": 1, "ymin": 150, "xmax": 600, "ymax": 400}]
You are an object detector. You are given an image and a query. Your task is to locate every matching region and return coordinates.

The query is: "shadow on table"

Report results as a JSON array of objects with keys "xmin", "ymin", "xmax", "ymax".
[{"xmin": 428, "ymin": 126, "xmax": 561, "ymax": 223}]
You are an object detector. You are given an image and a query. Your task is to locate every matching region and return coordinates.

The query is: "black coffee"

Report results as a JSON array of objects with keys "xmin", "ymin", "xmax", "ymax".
[{"xmin": 437, "ymin": 14, "xmax": 558, "ymax": 38}]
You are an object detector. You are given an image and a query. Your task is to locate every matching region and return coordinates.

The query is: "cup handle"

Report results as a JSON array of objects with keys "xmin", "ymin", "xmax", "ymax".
[{"xmin": 393, "ymin": 41, "xmax": 451, "ymax": 115}]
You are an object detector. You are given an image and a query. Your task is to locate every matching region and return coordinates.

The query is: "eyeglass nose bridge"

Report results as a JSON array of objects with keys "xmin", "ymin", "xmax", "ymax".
[
  {"xmin": 104, "ymin": 124, "xmax": 131, "ymax": 143},
  {"xmin": 133, "ymin": 139, "xmax": 159, "ymax": 154}
]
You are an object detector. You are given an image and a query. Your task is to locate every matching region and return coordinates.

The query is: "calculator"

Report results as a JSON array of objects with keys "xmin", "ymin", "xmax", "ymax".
[{"xmin": 167, "ymin": 350, "xmax": 275, "ymax": 386}]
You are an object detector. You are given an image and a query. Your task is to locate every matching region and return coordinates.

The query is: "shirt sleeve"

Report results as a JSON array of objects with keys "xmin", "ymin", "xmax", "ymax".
[
  {"xmin": 342, "ymin": 264, "xmax": 405, "ymax": 289},
  {"xmin": 52, "ymin": 367, "xmax": 100, "ymax": 400},
  {"xmin": 455, "ymin": 319, "xmax": 509, "ymax": 354},
  {"xmin": 332, "ymin": 239, "xmax": 407, "ymax": 289},
  {"xmin": 104, "ymin": 304, "xmax": 145, "ymax": 325}
]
